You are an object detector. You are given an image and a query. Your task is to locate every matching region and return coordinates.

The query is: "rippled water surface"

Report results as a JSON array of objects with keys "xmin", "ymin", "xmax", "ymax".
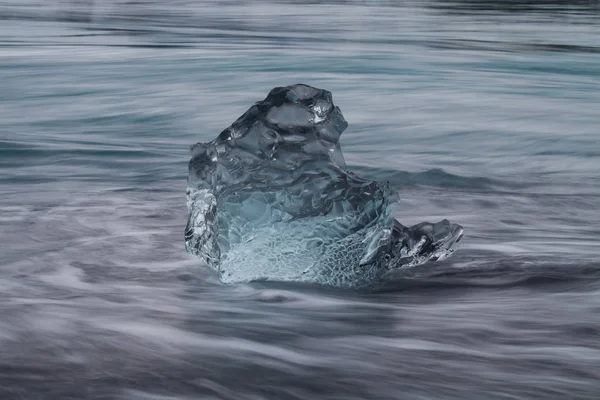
[{"xmin": 1, "ymin": 1, "xmax": 600, "ymax": 399}]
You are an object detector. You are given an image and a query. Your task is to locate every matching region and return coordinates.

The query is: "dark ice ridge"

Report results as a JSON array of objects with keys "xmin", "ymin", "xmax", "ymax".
[{"xmin": 185, "ymin": 84, "xmax": 463, "ymax": 288}]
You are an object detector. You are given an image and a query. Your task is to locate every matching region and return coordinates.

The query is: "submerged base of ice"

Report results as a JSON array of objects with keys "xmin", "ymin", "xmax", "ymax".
[{"xmin": 185, "ymin": 84, "xmax": 463, "ymax": 288}]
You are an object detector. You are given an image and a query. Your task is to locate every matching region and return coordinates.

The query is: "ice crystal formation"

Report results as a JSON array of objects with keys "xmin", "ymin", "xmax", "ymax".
[{"xmin": 185, "ymin": 84, "xmax": 463, "ymax": 288}]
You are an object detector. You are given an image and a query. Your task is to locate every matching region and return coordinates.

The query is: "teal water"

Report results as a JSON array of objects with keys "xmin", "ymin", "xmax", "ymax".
[{"xmin": 1, "ymin": 1, "xmax": 600, "ymax": 399}]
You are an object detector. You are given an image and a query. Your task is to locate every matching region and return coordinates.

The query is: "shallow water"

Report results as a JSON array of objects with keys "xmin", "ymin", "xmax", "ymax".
[{"xmin": 1, "ymin": 1, "xmax": 600, "ymax": 399}]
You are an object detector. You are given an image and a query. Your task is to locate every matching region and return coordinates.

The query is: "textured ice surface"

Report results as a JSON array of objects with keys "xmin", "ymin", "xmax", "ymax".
[{"xmin": 185, "ymin": 84, "xmax": 463, "ymax": 288}]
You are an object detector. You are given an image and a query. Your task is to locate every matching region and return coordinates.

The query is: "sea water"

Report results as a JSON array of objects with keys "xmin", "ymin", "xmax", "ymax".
[{"xmin": 1, "ymin": 1, "xmax": 599, "ymax": 399}]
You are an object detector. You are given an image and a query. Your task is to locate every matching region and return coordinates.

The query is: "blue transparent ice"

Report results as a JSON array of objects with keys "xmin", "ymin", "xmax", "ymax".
[{"xmin": 185, "ymin": 84, "xmax": 463, "ymax": 288}]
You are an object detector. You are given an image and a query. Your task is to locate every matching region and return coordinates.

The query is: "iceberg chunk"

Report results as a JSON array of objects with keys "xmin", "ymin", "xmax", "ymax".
[{"xmin": 185, "ymin": 84, "xmax": 463, "ymax": 288}]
